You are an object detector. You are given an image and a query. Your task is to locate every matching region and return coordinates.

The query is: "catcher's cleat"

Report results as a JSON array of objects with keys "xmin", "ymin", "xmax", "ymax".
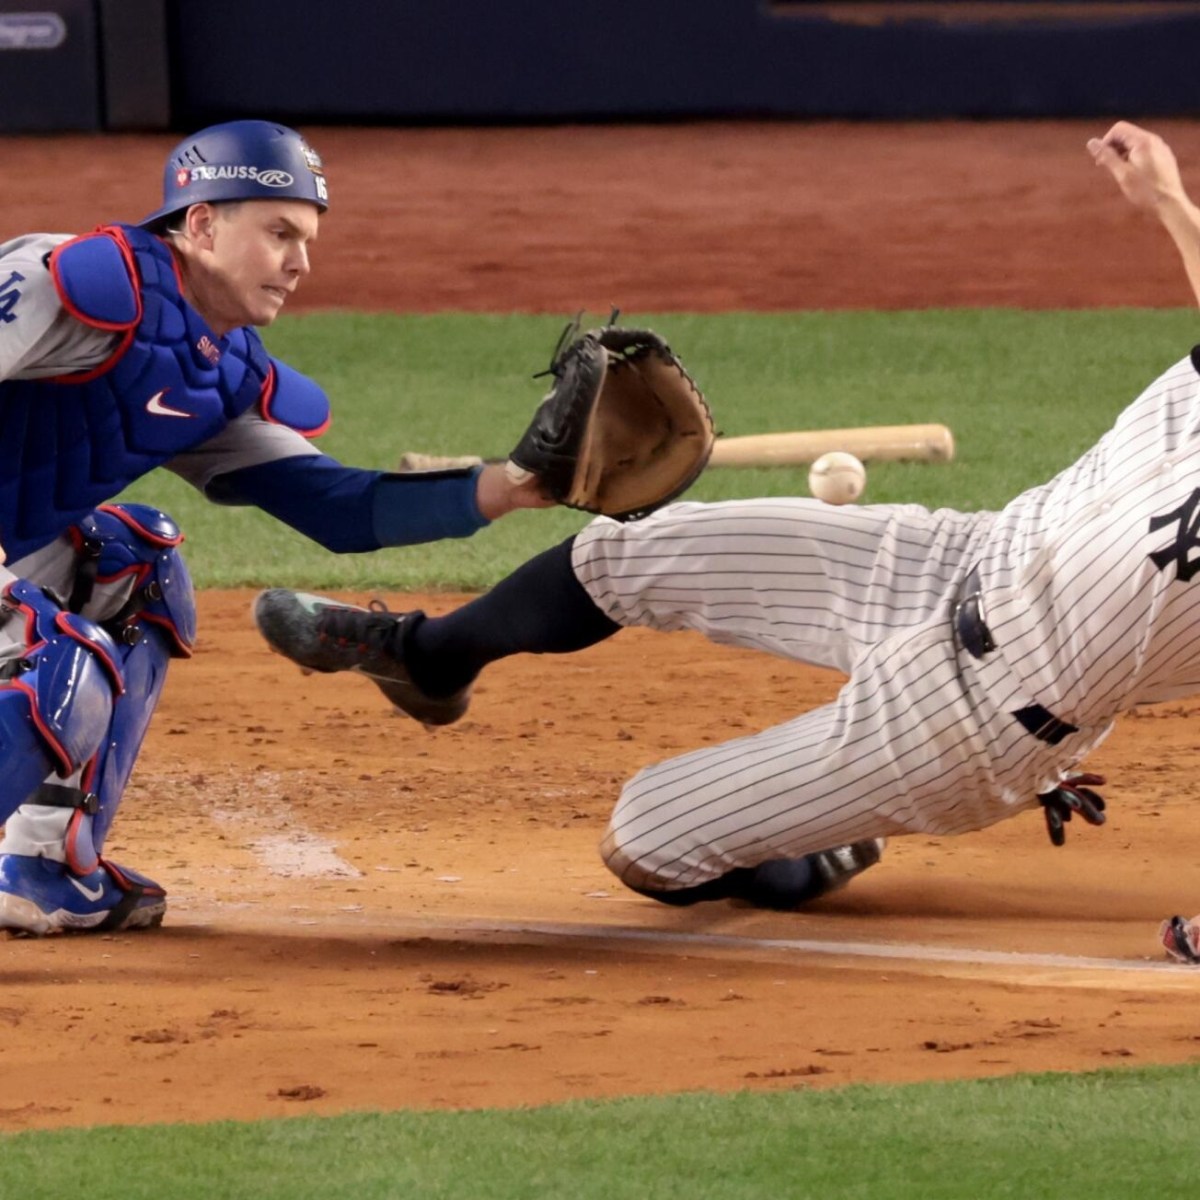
[
  {"xmin": 746, "ymin": 838, "xmax": 886, "ymax": 910},
  {"xmin": 253, "ymin": 589, "xmax": 471, "ymax": 727},
  {"xmin": 0, "ymin": 854, "xmax": 166, "ymax": 936}
]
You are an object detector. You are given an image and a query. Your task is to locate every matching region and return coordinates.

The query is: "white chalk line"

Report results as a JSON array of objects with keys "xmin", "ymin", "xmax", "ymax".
[
  {"xmin": 399, "ymin": 917, "xmax": 1191, "ymax": 976},
  {"xmin": 172, "ymin": 899, "xmax": 1197, "ymax": 981}
]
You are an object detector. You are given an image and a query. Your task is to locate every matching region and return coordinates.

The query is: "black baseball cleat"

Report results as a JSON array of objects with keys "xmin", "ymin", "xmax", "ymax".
[
  {"xmin": 252, "ymin": 589, "xmax": 471, "ymax": 727},
  {"xmin": 745, "ymin": 838, "xmax": 886, "ymax": 910},
  {"xmin": 634, "ymin": 837, "xmax": 886, "ymax": 910}
]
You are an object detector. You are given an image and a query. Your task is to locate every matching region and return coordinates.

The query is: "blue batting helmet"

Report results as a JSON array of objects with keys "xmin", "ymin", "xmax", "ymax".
[{"xmin": 138, "ymin": 120, "xmax": 329, "ymax": 231}]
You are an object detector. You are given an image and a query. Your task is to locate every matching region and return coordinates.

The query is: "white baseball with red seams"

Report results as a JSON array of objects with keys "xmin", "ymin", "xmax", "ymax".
[{"xmin": 808, "ymin": 450, "xmax": 866, "ymax": 504}]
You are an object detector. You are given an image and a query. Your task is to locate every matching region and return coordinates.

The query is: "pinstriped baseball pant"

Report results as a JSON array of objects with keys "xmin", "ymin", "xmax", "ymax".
[{"xmin": 571, "ymin": 499, "xmax": 1108, "ymax": 892}]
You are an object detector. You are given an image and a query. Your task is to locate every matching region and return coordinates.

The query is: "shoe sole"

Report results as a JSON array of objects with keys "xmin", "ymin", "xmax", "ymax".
[
  {"xmin": 810, "ymin": 838, "xmax": 886, "ymax": 895},
  {"xmin": 0, "ymin": 893, "xmax": 166, "ymax": 936}
]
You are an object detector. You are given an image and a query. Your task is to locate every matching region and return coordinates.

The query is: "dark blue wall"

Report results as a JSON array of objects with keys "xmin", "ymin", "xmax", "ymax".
[
  {"xmin": 3, "ymin": 2, "xmax": 1198, "ymax": 132},
  {"xmin": 0, "ymin": 0, "xmax": 101, "ymax": 131},
  {"xmin": 168, "ymin": 1, "xmax": 1200, "ymax": 123}
]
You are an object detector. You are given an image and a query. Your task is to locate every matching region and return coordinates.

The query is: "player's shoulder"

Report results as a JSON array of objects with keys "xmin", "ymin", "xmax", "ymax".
[
  {"xmin": 0, "ymin": 231, "xmax": 74, "ymax": 267},
  {"xmin": 0, "ymin": 233, "xmax": 73, "ymax": 293},
  {"xmin": 48, "ymin": 228, "xmax": 140, "ymax": 329},
  {"xmin": 262, "ymin": 356, "xmax": 331, "ymax": 438},
  {"xmin": 0, "ymin": 233, "xmax": 73, "ymax": 329}
]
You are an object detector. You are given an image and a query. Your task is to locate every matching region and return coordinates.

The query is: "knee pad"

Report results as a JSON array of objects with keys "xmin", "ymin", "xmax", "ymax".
[
  {"xmin": 0, "ymin": 581, "xmax": 124, "ymax": 825},
  {"xmin": 70, "ymin": 503, "xmax": 196, "ymax": 656}
]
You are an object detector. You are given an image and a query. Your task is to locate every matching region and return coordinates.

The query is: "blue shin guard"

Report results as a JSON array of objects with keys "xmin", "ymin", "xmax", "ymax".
[
  {"xmin": 40, "ymin": 503, "xmax": 197, "ymax": 873},
  {"xmin": 56, "ymin": 622, "xmax": 175, "ymax": 873},
  {"xmin": 0, "ymin": 581, "xmax": 124, "ymax": 827}
]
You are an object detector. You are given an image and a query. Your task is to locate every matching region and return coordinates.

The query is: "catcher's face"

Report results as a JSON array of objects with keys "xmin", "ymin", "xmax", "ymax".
[{"xmin": 174, "ymin": 199, "xmax": 319, "ymax": 334}]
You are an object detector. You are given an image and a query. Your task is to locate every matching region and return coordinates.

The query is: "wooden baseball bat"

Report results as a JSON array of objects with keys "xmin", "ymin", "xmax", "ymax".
[
  {"xmin": 708, "ymin": 424, "xmax": 954, "ymax": 467},
  {"xmin": 395, "ymin": 423, "xmax": 954, "ymax": 474}
]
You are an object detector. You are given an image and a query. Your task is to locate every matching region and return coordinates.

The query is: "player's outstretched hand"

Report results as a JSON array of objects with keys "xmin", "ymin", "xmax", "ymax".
[
  {"xmin": 1087, "ymin": 121, "xmax": 1187, "ymax": 214},
  {"xmin": 1038, "ymin": 772, "xmax": 1107, "ymax": 847}
]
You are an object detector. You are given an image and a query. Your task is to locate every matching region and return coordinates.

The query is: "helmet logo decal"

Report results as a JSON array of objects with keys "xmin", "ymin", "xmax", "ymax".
[{"xmin": 178, "ymin": 165, "xmax": 296, "ymax": 187}]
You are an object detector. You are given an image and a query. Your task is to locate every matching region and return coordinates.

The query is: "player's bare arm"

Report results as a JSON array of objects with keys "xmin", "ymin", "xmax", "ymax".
[
  {"xmin": 474, "ymin": 461, "xmax": 554, "ymax": 519},
  {"xmin": 1089, "ymin": 121, "xmax": 1200, "ymax": 309}
]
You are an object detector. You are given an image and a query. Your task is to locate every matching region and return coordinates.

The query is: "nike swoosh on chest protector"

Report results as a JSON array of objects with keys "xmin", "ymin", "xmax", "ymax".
[{"xmin": 146, "ymin": 389, "xmax": 193, "ymax": 418}]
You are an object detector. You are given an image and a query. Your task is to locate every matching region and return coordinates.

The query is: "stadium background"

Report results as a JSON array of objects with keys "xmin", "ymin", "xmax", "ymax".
[{"xmin": 3, "ymin": 0, "xmax": 1200, "ymax": 1144}]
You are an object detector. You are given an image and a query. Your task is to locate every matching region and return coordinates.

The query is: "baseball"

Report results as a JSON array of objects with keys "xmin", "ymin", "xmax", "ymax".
[{"xmin": 808, "ymin": 451, "xmax": 866, "ymax": 505}]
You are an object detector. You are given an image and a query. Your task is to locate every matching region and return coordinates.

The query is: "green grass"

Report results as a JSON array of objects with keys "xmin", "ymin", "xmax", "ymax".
[
  {"xmin": 4, "ymin": 1064, "xmax": 1200, "ymax": 1198},
  {"xmin": 118, "ymin": 308, "xmax": 1200, "ymax": 588}
]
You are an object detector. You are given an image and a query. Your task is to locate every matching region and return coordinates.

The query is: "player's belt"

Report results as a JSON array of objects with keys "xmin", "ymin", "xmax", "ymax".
[
  {"xmin": 952, "ymin": 567, "xmax": 996, "ymax": 659},
  {"xmin": 952, "ymin": 568, "xmax": 1079, "ymax": 747}
]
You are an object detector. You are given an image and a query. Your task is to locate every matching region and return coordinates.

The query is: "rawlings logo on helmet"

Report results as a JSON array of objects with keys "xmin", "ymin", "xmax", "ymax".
[{"xmin": 176, "ymin": 165, "xmax": 296, "ymax": 188}]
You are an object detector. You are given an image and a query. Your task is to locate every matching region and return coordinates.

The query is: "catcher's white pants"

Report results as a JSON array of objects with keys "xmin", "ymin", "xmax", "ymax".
[{"xmin": 572, "ymin": 499, "xmax": 1107, "ymax": 892}]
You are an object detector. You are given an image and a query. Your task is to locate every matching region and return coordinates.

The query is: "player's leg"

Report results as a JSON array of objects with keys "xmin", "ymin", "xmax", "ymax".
[
  {"xmin": 572, "ymin": 498, "xmax": 983, "ymax": 670},
  {"xmin": 598, "ymin": 617, "xmax": 997, "ymax": 907},
  {"xmin": 0, "ymin": 581, "xmax": 122, "ymax": 822},
  {"xmin": 255, "ymin": 497, "xmax": 984, "ymax": 717},
  {"xmin": 254, "ymin": 534, "xmax": 621, "ymax": 722},
  {"xmin": 0, "ymin": 504, "xmax": 194, "ymax": 934}
]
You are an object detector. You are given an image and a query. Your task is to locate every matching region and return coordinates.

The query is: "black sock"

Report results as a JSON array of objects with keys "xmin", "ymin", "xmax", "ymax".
[{"xmin": 404, "ymin": 536, "xmax": 620, "ymax": 696}]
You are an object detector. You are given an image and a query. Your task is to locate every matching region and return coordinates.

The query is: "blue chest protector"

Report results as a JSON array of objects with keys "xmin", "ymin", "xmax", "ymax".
[{"xmin": 0, "ymin": 223, "xmax": 329, "ymax": 562}]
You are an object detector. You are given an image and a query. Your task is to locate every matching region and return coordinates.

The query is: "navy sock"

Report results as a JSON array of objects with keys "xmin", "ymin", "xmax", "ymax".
[{"xmin": 404, "ymin": 536, "xmax": 620, "ymax": 696}]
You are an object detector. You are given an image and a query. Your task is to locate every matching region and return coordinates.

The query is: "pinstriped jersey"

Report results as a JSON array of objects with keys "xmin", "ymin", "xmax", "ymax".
[{"xmin": 977, "ymin": 351, "xmax": 1200, "ymax": 727}]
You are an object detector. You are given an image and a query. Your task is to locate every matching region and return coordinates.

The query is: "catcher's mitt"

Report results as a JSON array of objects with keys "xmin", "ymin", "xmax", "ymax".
[{"xmin": 506, "ymin": 318, "xmax": 715, "ymax": 521}]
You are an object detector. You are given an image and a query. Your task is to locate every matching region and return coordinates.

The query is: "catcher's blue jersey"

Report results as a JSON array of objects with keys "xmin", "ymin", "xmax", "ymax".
[{"xmin": 0, "ymin": 224, "xmax": 327, "ymax": 561}]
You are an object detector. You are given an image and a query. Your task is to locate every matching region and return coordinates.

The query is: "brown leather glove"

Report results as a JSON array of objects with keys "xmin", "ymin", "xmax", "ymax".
[{"xmin": 506, "ymin": 318, "xmax": 715, "ymax": 521}]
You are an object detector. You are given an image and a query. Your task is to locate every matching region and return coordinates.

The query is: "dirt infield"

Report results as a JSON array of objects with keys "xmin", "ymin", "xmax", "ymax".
[{"xmin": 3, "ymin": 121, "xmax": 1200, "ymax": 1132}]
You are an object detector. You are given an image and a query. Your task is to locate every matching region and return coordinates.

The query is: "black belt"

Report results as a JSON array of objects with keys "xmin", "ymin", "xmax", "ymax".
[
  {"xmin": 952, "ymin": 567, "xmax": 995, "ymax": 659},
  {"xmin": 952, "ymin": 568, "xmax": 1079, "ymax": 747}
]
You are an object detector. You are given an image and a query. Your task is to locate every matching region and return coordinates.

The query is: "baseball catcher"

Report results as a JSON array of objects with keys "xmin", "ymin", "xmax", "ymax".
[{"xmin": 505, "ymin": 317, "xmax": 715, "ymax": 521}]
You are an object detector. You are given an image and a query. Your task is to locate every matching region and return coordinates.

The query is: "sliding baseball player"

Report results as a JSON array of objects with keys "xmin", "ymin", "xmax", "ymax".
[{"xmin": 257, "ymin": 121, "xmax": 1200, "ymax": 917}]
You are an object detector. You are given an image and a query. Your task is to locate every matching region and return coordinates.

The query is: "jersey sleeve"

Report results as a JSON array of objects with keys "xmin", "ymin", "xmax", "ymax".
[
  {"xmin": 169, "ymin": 408, "xmax": 487, "ymax": 550},
  {"xmin": 165, "ymin": 407, "xmax": 321, "ymax": 494},
  {"xmin": 0, "ymin": 233, "xmax": 119, "ymax": 381}
]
